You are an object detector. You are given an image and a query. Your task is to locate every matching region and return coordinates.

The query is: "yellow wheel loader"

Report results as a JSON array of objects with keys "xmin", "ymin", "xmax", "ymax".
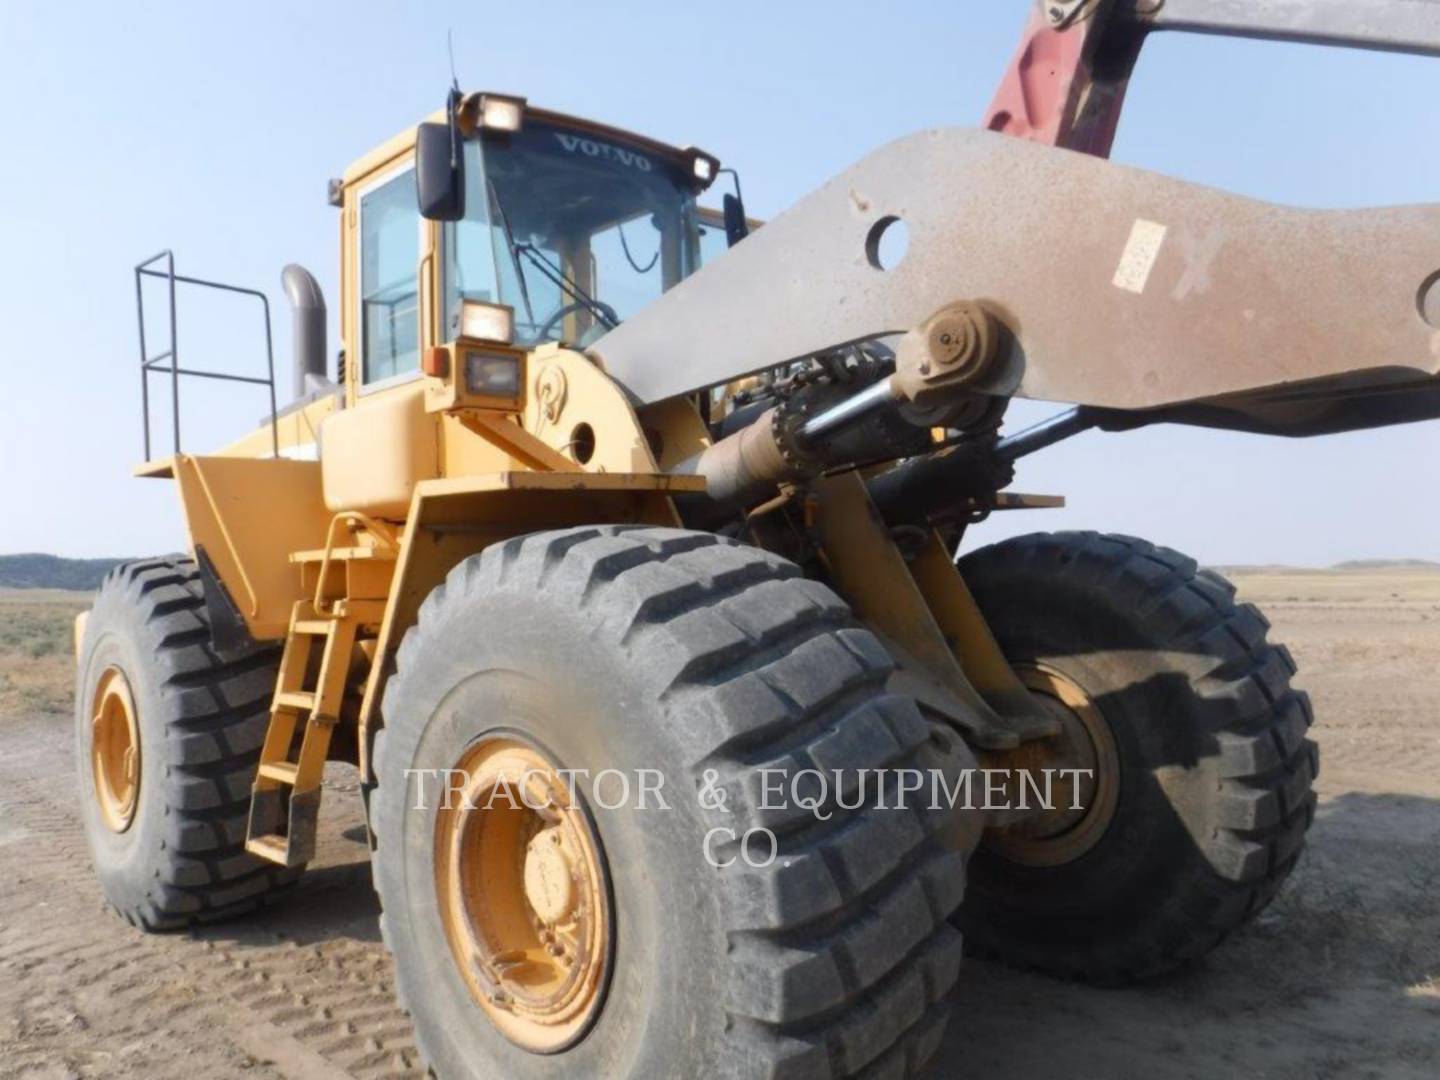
[{"xmin": 75, "ymin": 2, "xmax": 1439, "ymax": 1076}]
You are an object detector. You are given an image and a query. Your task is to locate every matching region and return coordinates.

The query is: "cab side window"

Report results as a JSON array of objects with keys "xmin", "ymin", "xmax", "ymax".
[{"xmin": 360, "ymin": 167, "xmax": 420, "ymax": 385}]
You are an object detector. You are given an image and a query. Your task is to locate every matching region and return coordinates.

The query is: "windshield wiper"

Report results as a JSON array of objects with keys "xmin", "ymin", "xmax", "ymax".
[
  {"xmin": 486, "ymin": 178, "xmax": 617, "ymax": 337},
  {"xmin": 514, "ymin": 243, "xmax": 619, "ymax": 332},
  {"xmin": 486, "ymin": 178, "xmax": 536, "ymax": 329}
]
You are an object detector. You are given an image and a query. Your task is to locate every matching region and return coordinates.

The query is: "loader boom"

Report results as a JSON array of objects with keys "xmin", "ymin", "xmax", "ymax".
[
  {"xmin": 592, "ymin": 128, "xmax": 1440, "ymax": 433},
  {"xmin": 592, "ymin": 0, "xmax": 1440, "ymax": 438}
]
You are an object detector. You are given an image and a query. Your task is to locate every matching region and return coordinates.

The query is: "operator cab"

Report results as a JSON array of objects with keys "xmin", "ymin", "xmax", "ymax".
[{"xmin": 421, "ymin": 93, "xmax": 724, "ymax": 351}]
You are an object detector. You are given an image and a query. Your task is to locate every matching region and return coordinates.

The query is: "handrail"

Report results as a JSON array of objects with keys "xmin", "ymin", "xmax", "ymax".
[
  {"xmin": 134, "ymin": 250, "xmax": 280, "ymax": 460},
  {"xmin": 312, "ymin": 512, "xmax": 399, "ymax": 617}
]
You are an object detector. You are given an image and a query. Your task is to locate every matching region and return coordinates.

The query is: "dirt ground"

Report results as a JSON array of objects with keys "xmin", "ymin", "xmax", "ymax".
[{"xmin": 3, "ymin": 569, "xmax": 1439, "ymax": 1079}]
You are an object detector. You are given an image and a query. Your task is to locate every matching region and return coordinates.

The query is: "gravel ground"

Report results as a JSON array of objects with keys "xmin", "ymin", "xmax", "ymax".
[{"xmin": 2, "ymin": 569, "xmax": 1438, "ymax": 1079}]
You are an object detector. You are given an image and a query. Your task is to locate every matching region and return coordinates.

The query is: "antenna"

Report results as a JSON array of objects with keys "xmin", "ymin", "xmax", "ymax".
[{"xmin": 445, "ymin": 29, "xmax": 461, "ymax": 170}]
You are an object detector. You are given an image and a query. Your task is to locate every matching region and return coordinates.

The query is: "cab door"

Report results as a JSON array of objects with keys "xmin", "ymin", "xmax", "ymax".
[{"xmin": 324, "ymin": 152, "xmax": 443, "ymax": 518}]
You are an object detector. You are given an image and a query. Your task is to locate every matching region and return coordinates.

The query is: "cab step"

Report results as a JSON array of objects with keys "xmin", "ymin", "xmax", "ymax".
[{"xmin": 245, "ymin": 834, "xmax": 291, "ymax": 866}]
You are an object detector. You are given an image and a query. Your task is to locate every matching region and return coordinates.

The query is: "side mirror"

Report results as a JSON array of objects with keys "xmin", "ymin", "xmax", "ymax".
[
  {"xmin": 415, "ymin": 121, "xmax": 465, "ymax": 221},
  {"xmin": 722, "ymin": 193, "xmax": 750, "ymax": 247}
]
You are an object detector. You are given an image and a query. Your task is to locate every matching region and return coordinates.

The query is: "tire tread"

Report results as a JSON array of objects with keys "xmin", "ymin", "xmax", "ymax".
[
  {"xmin": 84, "ymin": 556, "xmax": 299, "ymax": 930},
  {"xmin": 958, "ymin": 531, "xmax": 1316, "ymax": 983}
]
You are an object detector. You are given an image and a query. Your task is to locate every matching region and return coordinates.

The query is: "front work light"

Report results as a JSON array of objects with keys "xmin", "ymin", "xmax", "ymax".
[
  {"xmin": 459, "ymin": 300, "xmax": 515, "ymax": 345},
  {"xmin": 686, "ymin": 148, "xmax": 720, "ymax": 189},
  {"xmin": 474, "ymin": 93, "xmax": 526, "ymax": 132}
]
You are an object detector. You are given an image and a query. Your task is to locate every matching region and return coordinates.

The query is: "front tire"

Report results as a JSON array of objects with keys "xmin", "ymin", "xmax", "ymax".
[
  {"xmin": 372, "ymin": 526, "xmax": 971, "ymax": 1078},
  {"xmin": 957, "ymin": 532, "xmax": 1318, "ymax": 983},
  {"xmin": 75, "ymin": 556, "xmax": 301, "ymax": 929}
]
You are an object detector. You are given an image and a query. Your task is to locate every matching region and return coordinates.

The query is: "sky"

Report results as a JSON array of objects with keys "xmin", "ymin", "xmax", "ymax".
[{"xmin": 1, "ymin": 0, "xmax": 1438, "ymax": 566}]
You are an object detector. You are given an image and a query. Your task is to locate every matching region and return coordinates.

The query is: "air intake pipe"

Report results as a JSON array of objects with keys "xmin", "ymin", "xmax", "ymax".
[{"xmin": 281, "ymin": 264, "xmax": 327, "ymax": 400}]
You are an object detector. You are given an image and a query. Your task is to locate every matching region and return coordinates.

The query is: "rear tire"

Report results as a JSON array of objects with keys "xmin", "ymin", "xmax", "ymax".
[
  {"xmin": 957, "ymin": 532, "xmax": 1318, "ymax": 983},
  {"xmin": 75, "ymin": 556, "xmax": 301, "ymax": 929},
  {"xmin": 372, "ymin": 526, "xmax": 972, "ymax": 1078}
]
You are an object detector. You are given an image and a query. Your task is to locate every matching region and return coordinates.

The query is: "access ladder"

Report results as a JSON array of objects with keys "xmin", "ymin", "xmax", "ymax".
[{"xmin": 245, "ymin": 515, "xmax": 395, "ymax": 867}]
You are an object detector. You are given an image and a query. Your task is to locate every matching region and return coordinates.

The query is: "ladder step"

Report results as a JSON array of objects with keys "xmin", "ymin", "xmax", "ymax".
[
  {"xmin": 258, "ymin": 761, "xmax": 300, "ymax": 785},
  {"xmin": 293, "ymin": 619, "xmax": 335, "ymax": 635},
  {"xmin": 273, "ymin": 690, "xmax": 316, "ymax": 712},
  {"xmin": 246, "ymin": 834, "xmax": 297, "ymax": 866},
  {"xmin": 290, "ymin": 545, "xmax": 397, "ymax": 564}
]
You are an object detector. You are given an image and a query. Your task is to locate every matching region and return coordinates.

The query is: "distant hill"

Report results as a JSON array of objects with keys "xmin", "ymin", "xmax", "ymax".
[
  {"xmin": 1330, "ymin": 558, "xmax": 1440, "ymax": 571},
  {"xmin": 1215, "ymin": 558, "xmax": 1440, "ymax": 575},
  {"xmin": 0, "ymin": 554, "xmax": 129, "ymax": 591}
]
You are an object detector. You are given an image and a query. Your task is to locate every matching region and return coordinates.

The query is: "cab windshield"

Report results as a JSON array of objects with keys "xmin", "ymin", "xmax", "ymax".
[{"xmin": 443, "ymin": 120, "xmax": 703, "ymax": 348}]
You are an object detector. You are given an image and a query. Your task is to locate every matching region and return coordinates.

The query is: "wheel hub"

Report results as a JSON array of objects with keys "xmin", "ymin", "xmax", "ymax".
[
  {"xmin": 433, "ymin": 737, "xmax": 612, "ymax": 1053},
  {"xmin": 91, "ymin": 666, "xmax": 141, "ymax": 833},
  {"xmin": 524, "ymin": 828, "xmax": 578, "ymax": 924},
  {"xmin": 983, "ymin": 664, "xmax": 1120, "ymax": 868}
]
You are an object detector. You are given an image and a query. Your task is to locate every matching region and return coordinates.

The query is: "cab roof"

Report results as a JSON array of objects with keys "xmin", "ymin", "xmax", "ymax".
[{"xmin": 339, "ymin": 92, "xmax": 711, "ymax": 189}]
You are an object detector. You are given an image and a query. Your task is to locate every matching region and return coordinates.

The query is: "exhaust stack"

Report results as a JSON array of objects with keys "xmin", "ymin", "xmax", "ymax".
[{"xmin": 281, "ymin": 264, "xmax": 327, "ymax": 400}]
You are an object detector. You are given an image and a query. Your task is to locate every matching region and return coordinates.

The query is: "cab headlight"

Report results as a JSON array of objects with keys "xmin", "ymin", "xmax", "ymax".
[{"xmin": 464, "ymin": 350, "xmax": 521, "ymax": 398}]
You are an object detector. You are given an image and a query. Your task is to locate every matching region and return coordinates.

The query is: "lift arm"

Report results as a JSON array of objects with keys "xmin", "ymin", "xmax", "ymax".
[
  {"xmin": 593, "ymin": 126, "xmax": 1440, "ymax": 430},
  {"xmin": 592, "ymin": 0, "xmax": 1440, "ymax": 437}
]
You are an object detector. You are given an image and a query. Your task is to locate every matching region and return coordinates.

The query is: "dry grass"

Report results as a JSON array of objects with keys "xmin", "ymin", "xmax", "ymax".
[
  {"xmin": 1227, "ymin": 566, "xmax": 1440, "ymax": 607},
  {"xmin": 0, "ymin": 589, "xmax": 89, "ymax": 716}
]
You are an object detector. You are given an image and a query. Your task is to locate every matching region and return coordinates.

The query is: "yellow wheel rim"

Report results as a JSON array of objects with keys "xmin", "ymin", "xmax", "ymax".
[
  {"xmin": 91, "ymin": 666, "xmax": 141, "ymax": 833},
  {"xmin": 983, "ymin": 663, "xmax": 1121, "ymax": 868},
  {"xmin": 434, "ymin": 737, "xmax": 612, "ymax": 1053}
]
